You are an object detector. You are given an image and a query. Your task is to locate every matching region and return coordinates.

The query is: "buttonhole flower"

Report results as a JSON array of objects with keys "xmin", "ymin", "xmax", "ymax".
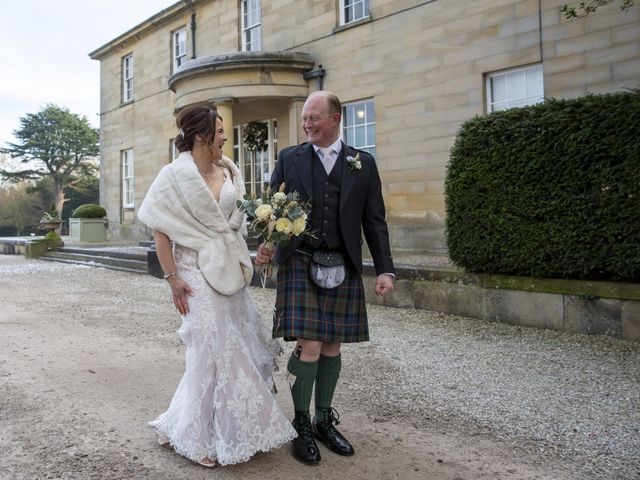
[{"xmin": 346, "ymin": 152, "xmax": 362, "ymax": 173}]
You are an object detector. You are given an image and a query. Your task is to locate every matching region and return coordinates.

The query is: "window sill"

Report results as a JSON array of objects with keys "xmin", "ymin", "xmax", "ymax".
[
  {"xmin": 333, "ymin": 16, "xmax": 372, "ymax": 34},
  {"xmin": 120, "ymin": 100, "xmax": 134, "ymax": 107}
]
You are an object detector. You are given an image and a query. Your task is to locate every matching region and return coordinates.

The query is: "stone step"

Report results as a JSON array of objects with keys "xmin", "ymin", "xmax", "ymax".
[
  {"xmin": 40, "ymin": 250, "xmax": 148, "ymax": 273},
  {"xmin": 39, "ymin": 256, "xmax": 147, "ymax": 275},
  {"xmin": 52, "ymin": 247, "xmax": 147, "ymax": 261}
]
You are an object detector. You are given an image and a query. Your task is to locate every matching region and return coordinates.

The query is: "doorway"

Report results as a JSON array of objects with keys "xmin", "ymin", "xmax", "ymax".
[{"xmin": 234, "ymin": 120, "xmax": 277, "ymax": 196}]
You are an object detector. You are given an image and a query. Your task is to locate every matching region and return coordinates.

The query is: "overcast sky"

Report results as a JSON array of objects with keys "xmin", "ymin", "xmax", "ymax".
[{"xmin": 0, "ymin": 0, "xmax": 177, "ymax": 148}]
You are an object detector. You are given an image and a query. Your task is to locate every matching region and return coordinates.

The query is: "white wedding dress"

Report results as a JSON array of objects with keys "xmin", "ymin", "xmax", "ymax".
[{"xmin": 149, "ymin": 175, "xmax": 297, "ymax": 465}]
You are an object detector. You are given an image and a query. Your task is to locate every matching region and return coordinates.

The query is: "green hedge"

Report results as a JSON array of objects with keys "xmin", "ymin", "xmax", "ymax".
[
  {"xmin": 71, "ymin": 203, "xmax": 107, "ymax": 219},
  {"xmin": 445, "ymin": 89, "xmax": 640, "ymax": 282}
]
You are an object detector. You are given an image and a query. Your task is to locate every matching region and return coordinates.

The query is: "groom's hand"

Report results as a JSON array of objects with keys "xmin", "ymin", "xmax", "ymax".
[
  {"xmin": 255, "ymin": 243, "xmax": 274, "ymax": 266},
  {"xmin": 375, "ymin": 274, "xmax": 394, "ymax": 296}
]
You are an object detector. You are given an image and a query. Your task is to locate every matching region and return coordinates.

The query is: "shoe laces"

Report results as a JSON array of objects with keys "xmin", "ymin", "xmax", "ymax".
[
  {"xmin": 293, "ymin": 412, "xmax": 314, "ymax": 436},
  {"xmin": 318, "ymin": 407, "xmax": 341, "ymax": 426}
]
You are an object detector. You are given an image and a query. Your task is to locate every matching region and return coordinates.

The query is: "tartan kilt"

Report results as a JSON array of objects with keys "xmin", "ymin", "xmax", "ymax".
[{"xmin": 273, "ymin": 251, "xmax": 369, "ymax": 343}]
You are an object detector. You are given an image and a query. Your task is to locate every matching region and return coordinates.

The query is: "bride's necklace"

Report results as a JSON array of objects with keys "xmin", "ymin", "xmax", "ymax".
[{"xmin": 199, "ymin": 164, "xmax": 218, "ymax": 183}]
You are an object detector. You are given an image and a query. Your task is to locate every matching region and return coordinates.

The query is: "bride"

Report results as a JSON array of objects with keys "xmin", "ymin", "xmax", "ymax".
[{"xmin": 138, "ymin": 106, "xmax": 296, "ymax": 467}]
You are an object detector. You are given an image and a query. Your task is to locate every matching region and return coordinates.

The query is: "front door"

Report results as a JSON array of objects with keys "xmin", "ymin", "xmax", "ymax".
[{"xmin": 234, "ymin": 120, "xmax": 278, "ymax": 196}]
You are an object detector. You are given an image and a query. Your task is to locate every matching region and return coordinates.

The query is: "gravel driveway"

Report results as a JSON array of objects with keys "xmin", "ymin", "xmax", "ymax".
[{"xmin": 0, "ymin": 254, "xmax": 638, "ymax": 480}]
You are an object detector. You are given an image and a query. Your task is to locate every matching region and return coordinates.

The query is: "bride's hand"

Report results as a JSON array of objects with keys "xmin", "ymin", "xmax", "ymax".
[{"xmin": 168, "ymin": 276, "xmax": 193, "ymax": 315}]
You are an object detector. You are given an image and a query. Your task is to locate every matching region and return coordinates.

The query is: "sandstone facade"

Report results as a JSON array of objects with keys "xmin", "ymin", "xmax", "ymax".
[{"xmin": 90, "ymin": 0, "xmax": 640, "ymax": 251}]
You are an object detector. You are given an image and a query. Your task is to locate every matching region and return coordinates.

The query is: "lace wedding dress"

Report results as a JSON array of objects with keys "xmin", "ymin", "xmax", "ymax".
[{"xmin": 149, "ymin": 175, "xmax": 297, "ymax": 465}]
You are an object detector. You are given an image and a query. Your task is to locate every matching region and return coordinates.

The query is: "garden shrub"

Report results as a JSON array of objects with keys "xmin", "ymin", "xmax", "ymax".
[
  {"xmin": 445, "ymin": 89, "xmax": 639, "ymax": 281},
  {"xmin": 71, "ymin": 203, "xmax": 107, "ymax": 219}
]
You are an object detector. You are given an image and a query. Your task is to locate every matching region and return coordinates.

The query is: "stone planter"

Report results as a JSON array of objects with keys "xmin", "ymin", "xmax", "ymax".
[
  {"xmin": 69, "ymin": 218, "xmax": 108, "ymax": 242},
  {"xmin": 40, "ymin": 221, "xmax": 62, "ymax": 232}
]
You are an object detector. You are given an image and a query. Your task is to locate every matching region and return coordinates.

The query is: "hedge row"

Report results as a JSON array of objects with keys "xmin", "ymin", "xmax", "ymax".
[{"xmin": 445, "ymin": 89, "xmax": 640, "ymax": 281}]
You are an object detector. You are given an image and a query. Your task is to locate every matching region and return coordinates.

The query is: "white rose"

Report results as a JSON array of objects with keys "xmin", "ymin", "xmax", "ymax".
[
  {"xmin": 292, "ymin": 217, "xmax": 306, "ymax": 235},
  {"xmin": 275, "ymin": 218, "xmax": 293, "ymax": 234},
  {"xmin": 254, "ymin": 204, "xmax": 274, "ymax": 221}
]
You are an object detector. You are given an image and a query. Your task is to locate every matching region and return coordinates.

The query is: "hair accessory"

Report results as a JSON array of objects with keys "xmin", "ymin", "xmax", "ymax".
[{"xmin": 178, "ymin": 128, "xmax": 185, "ymax": 139}]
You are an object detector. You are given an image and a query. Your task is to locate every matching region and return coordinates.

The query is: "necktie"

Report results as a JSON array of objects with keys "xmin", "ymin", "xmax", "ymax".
[{"xmin": 319, "ymin": 147, "xmax": 335, "ymax": 174}]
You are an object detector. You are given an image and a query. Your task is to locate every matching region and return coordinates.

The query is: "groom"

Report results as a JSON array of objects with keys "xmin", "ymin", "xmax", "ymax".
[{"xmin": 256, "ymin": 90, "xmax": 395, "ymax": 464}]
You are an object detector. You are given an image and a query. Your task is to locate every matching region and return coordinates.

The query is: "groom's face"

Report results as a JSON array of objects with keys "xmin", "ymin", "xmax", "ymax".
[{"xmin": 302, "ymin": 95, "xmax": 340, "ymax": 148}]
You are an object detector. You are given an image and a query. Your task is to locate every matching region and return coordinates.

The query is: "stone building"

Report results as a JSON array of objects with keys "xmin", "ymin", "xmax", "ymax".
[{"xmin": 89, "ymin": 0, "xmax": 640, "ymax": 253}]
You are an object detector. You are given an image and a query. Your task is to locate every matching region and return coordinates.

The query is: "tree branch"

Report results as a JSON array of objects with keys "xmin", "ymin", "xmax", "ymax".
[{"xmin": 561, "ymin": 0, "xmax": 635, "ymax": 18}]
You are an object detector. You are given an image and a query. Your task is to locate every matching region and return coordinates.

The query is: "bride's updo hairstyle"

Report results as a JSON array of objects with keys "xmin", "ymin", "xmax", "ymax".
[{"xmin": 174, "ymin": 106, "xmax": 219, "ymax": 153}]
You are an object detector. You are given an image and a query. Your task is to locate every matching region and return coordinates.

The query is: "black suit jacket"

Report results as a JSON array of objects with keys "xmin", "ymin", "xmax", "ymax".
[{"xmin": 270, "ymin": 142, "xmax": 395, "ymax": 276}]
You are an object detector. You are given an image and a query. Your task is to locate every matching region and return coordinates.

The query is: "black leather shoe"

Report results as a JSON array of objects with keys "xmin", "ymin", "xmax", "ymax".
[
  {"xmin": 292, "ymin": 412, "xmax": 321, "ymax": 464},
  {"xmin": 313, "ymin": 408, "xmax": 355, "ymax": 456}
]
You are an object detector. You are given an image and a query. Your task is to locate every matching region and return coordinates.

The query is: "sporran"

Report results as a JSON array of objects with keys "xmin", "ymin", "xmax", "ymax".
[{"xmin": 309, "ymin": 250, "xmax": 345, "ymax": 289}]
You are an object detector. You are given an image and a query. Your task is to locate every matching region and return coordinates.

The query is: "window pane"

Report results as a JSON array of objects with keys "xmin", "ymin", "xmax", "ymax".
[
  {"xmin": 365, "ymin": 101, "xmax": 374, "ymax": 119},
  {"xmin": 243, "ymin": 0, "xmax": 261, "ymax": 51},
  {"xmin": 173, "ymin": 29, "xmax": 187, "ymax": 69},
  {"xmin": 346, "ymin": 127, "xmax": 355, "ymax": 146},
  {"xmin": 367, "ymin": 124, "xmax": 376, "ymax": 145},
  {"xmin": 354, "ymin": 104, "xmax": 366, "ymax": 125},
  {"xmin": 492, "ymin": 101, "xmax": 508, "ymax": 112},
  {"xmin": 255, "ymin": 155, "xmax": 262, "ymax": 180},
  {"xmin": 355, "ymin": 126, "xmax": 365, "ymax": 146},
  {"xmin": 355, "ymin": 1, "xmax": 364, "ymax": 19},
  {"xmin": 343, "ymin": 99, "xmax": 375, "ymax": 154},
  {"xmin": 489, "ymin": 65, "xmax": 543, "ymax": 112},
  {"xmin": 508, "ymin": 98, "xmax": 526, "ymax": 108},
  {"xmin": 526, "ymin": 66, "xmax": 543, "ymax": 98},
  {"xmin": 252, "ymin": 26, "xmax": 262, "ymax": 52},
  {"xmin": 345, "ymin": 5, "xmax": 352, "ymax": 23},
  {"xmin": 491, "ymin": 74, "xmax": 507, "ymax": 103},
  {"xmin": 344, "ymin": 105, "xmax": 354, "ymax": 125},
  {"xmin": 343, "ymin": 0, "xmax": 367, "ymax": 23},
  {"xmin": 122, "ymin": 150, "xmax": 134, "ymax": 207},
  {"xmin": 507, "ymin": 70, "xmax": 526, "ymax": 100},
  {"xmin": 123, "ymin": 55, "xmax": 133, "ymax": 102}
]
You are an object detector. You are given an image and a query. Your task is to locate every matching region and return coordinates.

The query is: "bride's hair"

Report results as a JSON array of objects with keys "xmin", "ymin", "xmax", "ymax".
[
  {"xmin": 175, "ymin": 105, "xmax": 233, "ymax": 180},
  {"xmin": 175, "ymin": 106, "xmax": 220, "ymax": 153}
]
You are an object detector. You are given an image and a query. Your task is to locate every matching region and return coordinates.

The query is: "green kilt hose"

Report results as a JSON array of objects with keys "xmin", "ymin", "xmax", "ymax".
[{"xmin": 273, "ymin": 251, "xmax": 368, "ymax": 343}]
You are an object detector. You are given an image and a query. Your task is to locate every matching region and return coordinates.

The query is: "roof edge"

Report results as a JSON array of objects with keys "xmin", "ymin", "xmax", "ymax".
[{"xmin": 89, "ymin": 0, "xmax": 205, "ymax": 60}]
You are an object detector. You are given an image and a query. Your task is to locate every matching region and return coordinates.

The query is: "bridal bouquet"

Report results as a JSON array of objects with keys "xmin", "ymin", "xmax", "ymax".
[{"xmin": 237, "ymin": 183, "xmax": 313, "ymax": 286}]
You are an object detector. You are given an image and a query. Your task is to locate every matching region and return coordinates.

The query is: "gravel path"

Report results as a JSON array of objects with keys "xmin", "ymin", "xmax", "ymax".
[{"xmin": 0, "ymin": 254, "xmax": 638, "ymax": 479}]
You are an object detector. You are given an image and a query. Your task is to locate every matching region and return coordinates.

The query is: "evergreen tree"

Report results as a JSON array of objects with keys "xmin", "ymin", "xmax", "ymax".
[{"xmin": 0, "ymin": 104, "xmax": 99, "ymax": 224}]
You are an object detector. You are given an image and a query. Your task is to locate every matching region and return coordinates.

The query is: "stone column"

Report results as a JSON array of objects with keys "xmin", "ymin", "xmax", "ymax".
[
  {"xmin": 288, "ymin": 97, "xmax": 307, "ymax": 146},
  {"xmin": 211, "ymin": 98, "xmax": 236, "ymax": 159}
]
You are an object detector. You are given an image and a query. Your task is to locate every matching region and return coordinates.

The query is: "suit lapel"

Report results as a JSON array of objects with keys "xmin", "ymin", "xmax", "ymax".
[
  {"xmin": 293, "ymin": 143, "xmax": 314, "ymax": 199},
  {"xmin": 340, "ymin": 143, "xmax": 358, "ymax": 211}
]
